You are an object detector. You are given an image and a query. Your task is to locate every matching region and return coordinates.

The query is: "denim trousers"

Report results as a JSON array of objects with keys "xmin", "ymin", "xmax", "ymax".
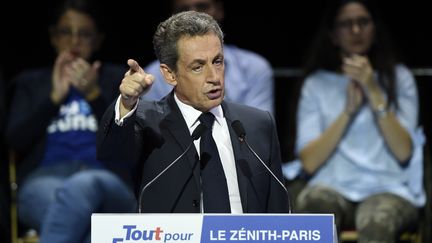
[{"xmin": 18, "ymin": 161, "xmax": 136, "ymax": 243}]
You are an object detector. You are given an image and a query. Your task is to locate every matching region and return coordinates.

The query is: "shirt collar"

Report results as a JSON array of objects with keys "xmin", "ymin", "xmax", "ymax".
[{"xmin": 174, "ymin": 93, "xmax": 224, "ymax": 128}]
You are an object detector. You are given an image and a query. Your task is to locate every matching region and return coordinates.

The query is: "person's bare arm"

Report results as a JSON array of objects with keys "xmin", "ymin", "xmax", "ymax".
[
  {"xmin": 343, "ymin": 55, "xmax": 412, "ymax": 163},
  {"xmin": 300, "ymin": 81, "xmax": 363, "ymax": 174}
]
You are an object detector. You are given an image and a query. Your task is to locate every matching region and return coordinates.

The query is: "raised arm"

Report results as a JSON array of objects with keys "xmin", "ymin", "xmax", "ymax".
[
  {"xmin": 119, "ymin": 59, "xmax": 154, "ymax": 118},
  {"xmin": 343, "ymin": 55, "xmax": 413, "ymax": 164}
]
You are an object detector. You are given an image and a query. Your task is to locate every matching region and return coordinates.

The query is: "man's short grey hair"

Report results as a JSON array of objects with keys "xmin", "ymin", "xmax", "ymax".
[{"xmin": 153, "ymin": 11, "xmax": 224, "ymax": 71}]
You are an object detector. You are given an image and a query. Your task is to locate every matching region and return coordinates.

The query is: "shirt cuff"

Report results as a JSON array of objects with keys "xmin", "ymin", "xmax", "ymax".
[{"xmin": 114, "ymin": 95, "xmax": 139, "ymax": 126}]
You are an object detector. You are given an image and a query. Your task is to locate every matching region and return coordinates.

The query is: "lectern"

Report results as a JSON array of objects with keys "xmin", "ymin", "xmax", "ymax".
[{"xmin": 92, "ymin": 213, "xmax": 336, "ymax": 242}]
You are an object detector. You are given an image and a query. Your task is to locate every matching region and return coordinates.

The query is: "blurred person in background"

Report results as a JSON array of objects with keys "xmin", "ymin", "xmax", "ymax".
[
  {"xmin": 5, "ymin": 0, "xmax": 135, "ymax": 242},
  {"xmin": 295, "ymin": 0, "xmax": 425, "ymax": 242}
]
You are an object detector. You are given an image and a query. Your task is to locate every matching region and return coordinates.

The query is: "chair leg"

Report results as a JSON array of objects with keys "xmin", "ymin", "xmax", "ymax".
[
  {"xmin": 9, "ymin": 151, "xmax": 18, "ymax": 243},
  {"xmin": 22, "ymin": 229, "xmax": 39, "ymax": 243}
]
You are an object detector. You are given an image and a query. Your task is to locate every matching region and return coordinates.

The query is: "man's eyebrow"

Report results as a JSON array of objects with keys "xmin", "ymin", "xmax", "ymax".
[
  {"xmin": 186, "ymin": 52, "xmax": 224, "ymax": 68},
  {"xmin": 213, "ymin": 53, "xmax": 224, "ymax": 61},
  {"xmin": 187, "ymin": 59, "xmax": 206, "ymax": 68}
]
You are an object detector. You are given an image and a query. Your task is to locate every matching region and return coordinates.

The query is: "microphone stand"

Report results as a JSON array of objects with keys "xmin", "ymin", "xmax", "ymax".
[
  {"xmin": 138, "ymin": 124, "xmax": 206, "ymax": 213},
  {"xmin": 232, "ymin": 120, "xmax": 292, "ymax": 213}
]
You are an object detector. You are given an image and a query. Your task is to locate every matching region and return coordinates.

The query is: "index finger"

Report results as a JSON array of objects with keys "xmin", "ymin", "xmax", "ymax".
[{"xmin": 127, "ymin": 59, "xmax": 141, "ymax": 73}]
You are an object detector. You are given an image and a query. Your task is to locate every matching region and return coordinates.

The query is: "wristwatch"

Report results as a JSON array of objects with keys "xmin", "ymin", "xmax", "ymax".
[{"xmin": 374, "ymin": 103, "xmax": 388, "ymax": 118}]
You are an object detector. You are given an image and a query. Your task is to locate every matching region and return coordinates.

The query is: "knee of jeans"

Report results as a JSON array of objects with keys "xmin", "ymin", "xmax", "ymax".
[
  {"xmin": 66, "ymin": 170, "xmax": 129, "ymax": 195},
  {"xmin": 70, "ymin": 170, "xmax": 135, "ymax": 212},
  {"xmin": 19, "ymin": 177, "xmax": 62, "ymax": 209},
  {"xmin": 18, "ymin": 177, "xmax": 63, "ymax": 230},
  {"xmin": 67, "ymin": 169, "xmax": 102, "ymax": 183}
]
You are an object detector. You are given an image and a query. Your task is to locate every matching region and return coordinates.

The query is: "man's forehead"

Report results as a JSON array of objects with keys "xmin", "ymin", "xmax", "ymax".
[{"xmin": 177, "ymin": 34, "xmax": 222, "ymax": 59}]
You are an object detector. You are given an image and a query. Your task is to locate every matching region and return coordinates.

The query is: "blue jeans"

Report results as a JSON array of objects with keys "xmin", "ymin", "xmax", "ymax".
[{"xmin": 18, "ymin": 162, "xmax": 136, "ymax": 243}]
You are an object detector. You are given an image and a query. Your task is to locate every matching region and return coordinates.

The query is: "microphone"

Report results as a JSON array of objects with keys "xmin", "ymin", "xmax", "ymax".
[
  {"xmin": 231, "ymin": 120, "xmax": 292, "ymax": 213},
  {"xmin": 138, "ymin": 123, "xmax": 207, "ymax": 213}
]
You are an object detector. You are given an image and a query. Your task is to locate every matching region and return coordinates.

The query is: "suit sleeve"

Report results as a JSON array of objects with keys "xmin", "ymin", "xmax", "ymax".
[{"xmin": 96, "ymin": 101, "xmax": 143, "ymax": 165}]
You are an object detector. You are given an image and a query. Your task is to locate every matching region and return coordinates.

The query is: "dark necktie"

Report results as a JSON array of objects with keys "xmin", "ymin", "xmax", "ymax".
[{"xmin": 198, "ymin": 112, "xmax": 231, "ymax": 213}]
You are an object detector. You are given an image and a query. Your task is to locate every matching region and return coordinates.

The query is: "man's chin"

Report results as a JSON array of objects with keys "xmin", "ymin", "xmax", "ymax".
[
  {"xmin": 197, "ymin": 97, "xmax": 223, "ymax": 112},
  {"xmin": 209, "ymin": 97, "xmax": 223, "ymax": 107}
]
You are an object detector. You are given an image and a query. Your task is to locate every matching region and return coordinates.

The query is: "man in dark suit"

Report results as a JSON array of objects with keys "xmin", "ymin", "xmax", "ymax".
[{"xmin": 97, "ymin": 11, "xmax": 289, "ymax": 213}]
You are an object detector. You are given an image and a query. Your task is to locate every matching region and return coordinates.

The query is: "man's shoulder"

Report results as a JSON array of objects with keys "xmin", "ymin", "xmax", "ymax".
[
  {"xmin": 143, "ymin": 59, "xmax": 163, "ymax": 78},
  {"xmin": 224, "ymin": 44, "xmax": 271, "ymax": 68},
  {"xmin": 224, "ymin": 101, "xmax": 270, "ymax": 120},
  {"xmin": 223, "ymin": 101, "xmax": 275, "ymax": 139},
  {"xmin": 144, "ymin": 59, "xmax": 160, "ymax": 70},
  {"xmin": 143, "ymin": 60, "xmax": 163, "ymax": 81},
  {"xmin": 136, "ymin": 94, "xmax": 171, "ymax": 115}
]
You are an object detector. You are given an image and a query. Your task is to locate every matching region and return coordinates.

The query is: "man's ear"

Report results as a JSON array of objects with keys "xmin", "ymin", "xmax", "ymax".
[{"xmin": 160, "ymin": 64, "xmax": 177, "ymax": 86}]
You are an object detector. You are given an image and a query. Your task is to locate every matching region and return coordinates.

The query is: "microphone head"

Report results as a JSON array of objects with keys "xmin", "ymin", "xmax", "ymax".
[
  {"xmin": 231, "ymin": 120, "xmax": 246, "ymax": 139},
  {"xmin": 191, "ymin": 123, "xmax": 207, "ymax": 140}
]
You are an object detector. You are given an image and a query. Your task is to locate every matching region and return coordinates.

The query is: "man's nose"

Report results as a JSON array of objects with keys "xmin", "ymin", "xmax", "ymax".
[{"xmin": 206, "ymin": 65, "xmax": 219, "ymax": 83}]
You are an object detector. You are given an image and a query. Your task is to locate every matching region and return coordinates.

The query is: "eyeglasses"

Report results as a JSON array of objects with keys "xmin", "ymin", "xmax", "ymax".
[
  {"xmin": 175, "ymin": 2, "xmax": 212, "ymax": 13},
  {"xmin": 53, "ymin": 26, "xmax": 97, "ymax": 42},
  {"xmin": 336, "ymin": 16, "xmax": 372, "ymax": 31}
]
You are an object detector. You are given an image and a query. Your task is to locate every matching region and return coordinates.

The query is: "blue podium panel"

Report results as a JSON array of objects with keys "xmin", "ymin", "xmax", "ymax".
[
  {"xmin": 201, "ymin": 214, "xmax": 333, "ymax": 242},
  {"xmin": 91, "ymin": 213, "xmax": 335, "ymax": 243}
]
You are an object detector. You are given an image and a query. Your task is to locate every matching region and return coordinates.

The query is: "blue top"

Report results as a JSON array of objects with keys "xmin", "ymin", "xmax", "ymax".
[
  {"xmin": 5, "ymin": 63, "xmax": 124, "ymax": 182},
  {"xmin": 296, "ymin": 64, "xmax": 425, "ymax": 207},
  {"xmin": 142, "ymin": 44, "xmax": 275, "ymax": 114},
  {"xmin": 41, "ymin": 88, "xmax": 102, "ymax": 168}
]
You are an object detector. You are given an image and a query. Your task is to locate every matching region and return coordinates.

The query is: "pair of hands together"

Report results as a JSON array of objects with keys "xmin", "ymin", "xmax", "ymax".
[
  {"xmin": 343, "ymin": 55, "xmax": 382, "ymax": 116},
  {"xmin": 51, "ymin": 51, "xmax": 101, "ymax": 104}
]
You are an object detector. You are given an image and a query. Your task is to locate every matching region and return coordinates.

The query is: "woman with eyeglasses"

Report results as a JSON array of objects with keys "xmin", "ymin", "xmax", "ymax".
[
  {"xmin": 6, "ymin": 0, "xmax": 136, "ymax": 242},
  {"xmin": 294, "ymin": 0, "xmax": 424, "ymax": 242}
]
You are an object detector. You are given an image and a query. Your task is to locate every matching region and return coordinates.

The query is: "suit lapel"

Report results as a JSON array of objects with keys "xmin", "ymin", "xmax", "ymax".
[
  {"xmin": 162, "ymin": 94, "xmax": 201, "ymax": 191},
  {"xmin": 222, "ymin": 102, "xmax": 249, "ymax": 212}
]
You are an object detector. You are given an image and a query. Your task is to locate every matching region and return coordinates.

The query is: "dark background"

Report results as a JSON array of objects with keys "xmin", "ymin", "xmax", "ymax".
[
  {"xmin": 3, "ymin": 0, "xmax": 432, "ymax": 77},
  {"xmin": 1, "ymin": 2, "xmax": 431, "ymax": 240},
  {"xmin": 2, "ymin": 0, "xmax": 431, "ymax": 160}
]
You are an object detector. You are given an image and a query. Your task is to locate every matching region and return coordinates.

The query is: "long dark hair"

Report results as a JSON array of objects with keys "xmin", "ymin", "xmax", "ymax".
[{"xmin": 304, "ymin": 0, "xmax": 399, "ymax": 108}]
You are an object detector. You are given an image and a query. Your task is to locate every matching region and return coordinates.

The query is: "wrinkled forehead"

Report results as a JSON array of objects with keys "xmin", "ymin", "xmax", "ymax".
[{"xmin": 177, "ymin": 34, "xmax": 223, "ymax": 62}]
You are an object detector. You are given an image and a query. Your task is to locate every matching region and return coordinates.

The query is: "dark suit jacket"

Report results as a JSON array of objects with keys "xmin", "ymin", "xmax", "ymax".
[{"xmin": 97, "ymin": 93, "xmax": 289, "ymax": 213}]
